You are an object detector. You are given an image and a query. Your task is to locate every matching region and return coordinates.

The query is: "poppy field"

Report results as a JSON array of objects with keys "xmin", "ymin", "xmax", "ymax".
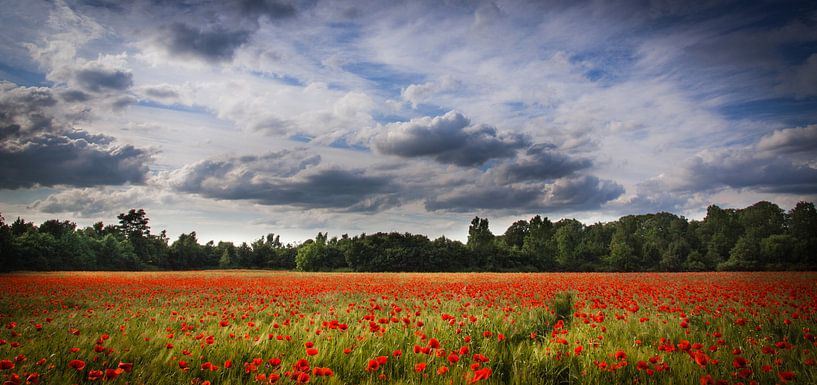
[{"xmin": 1, "ymin": 272, "xmax": 816, "ymax": 385}]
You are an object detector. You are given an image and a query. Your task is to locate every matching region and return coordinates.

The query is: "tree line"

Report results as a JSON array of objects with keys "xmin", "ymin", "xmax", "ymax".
[{"xmin": 1, "ymin": 200, "xmax": 815, "ymax": 272}]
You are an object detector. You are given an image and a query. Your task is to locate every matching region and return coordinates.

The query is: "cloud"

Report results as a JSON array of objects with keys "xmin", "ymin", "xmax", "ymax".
[
  {"xmin": 666, "ymin": 147, "xmax": 817, "ymax": 194},
  {"xmin": 74, "ymin": 66, "xmax": 133, "ymax": 92},
  {"xmin": 0, "ymin": 82, "xmax": 151, "ymax": 189},
  {"xmin": 0, "ymin": 131, "xmax": 151, "ymax": 189},
  {"xmin": 424, "ymin": 184, "xmax": 543, "ymax": 212},
  {"xmin": 160, "ymin": 23, "xmax": 251, "ymax": 62},
  {"xmin": 374, "ymin": 111, "xmax": 526, "ymax": 166},
  {"xmin": 238, "ymin": 0, "xmax": 296, "ymax": 20},
  {"xmin": 778, "ymin": 54, "xmax": 817, "ymax": 98},
  {"xmin": 0, "ymin": 82, "xmax": 58, "ymax": 138},
  {"xmin": 30, "ymin": 186, "xmax": 167, "ymax": 216},
  {"xmin": 757, "ymin": 124, "xmax": 817, "ymax": 154},
  {"xmin": 542, "ymin": 175, "xmax": 625, "ymax": 210},
  {"xmin": 491, "ymin": 143, "xmax": 592, "ymax": 183},
  {"xmin": 401, "ymin": 76, "xmax": 461, "ymax": 108},
  {"xmin": 167, "ymin": 149, "xmax": 400, "ymax": 211},
  {"xmin": 424, "ymin": 174, "xmax": 623, "ymax": 212}
]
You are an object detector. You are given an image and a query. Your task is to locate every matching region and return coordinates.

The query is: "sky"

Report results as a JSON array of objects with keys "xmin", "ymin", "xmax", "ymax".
[{"xmin": 1, "ymin": 0, "xmax": 816, "ymax": 244}]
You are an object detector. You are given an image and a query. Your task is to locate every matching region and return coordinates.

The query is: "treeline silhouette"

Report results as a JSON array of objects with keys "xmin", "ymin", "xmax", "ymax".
[{"xmin": 1, "ymin": 201, "xmax": 815, "ymax": 272}]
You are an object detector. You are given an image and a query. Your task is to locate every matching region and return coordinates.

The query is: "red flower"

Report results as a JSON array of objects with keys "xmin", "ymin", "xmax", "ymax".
[
  {"xmin": 68, "ymin": 359, "xmax": 86, "ymax": 371},
  {"xmin": 104, "ymin": 368, "xmax": 124, "ymax": 380},
  {"xmin": 415, "ymin": 362, "xmax": 427, "ymax": 372},
  {"xmin": 470, "ymin": 367, "xmax": 492, "ymax": 383},
  {"xmin": 0, "ymin": 360, "xmax": 14, "ymax": 370},
  {"xmin": 448, "ymin": 353, "xmax": 460, "ymax": 363},
  {"xmin": 306, "ymin": 348, "xmax": 319, "ymax": 356},
  {"xmin": 87, "ymin": 369, "xmax": 103, "ymax": 381},
  {"xmin": 366, "ymin": 360, "xmax": 379, "ymax": 372},
  {"xmin": 777, "ymin": 371, "xmax": 796, "ymax": 383}
]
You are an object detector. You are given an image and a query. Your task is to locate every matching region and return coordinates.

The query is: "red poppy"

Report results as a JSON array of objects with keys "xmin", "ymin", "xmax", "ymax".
[
  {"xmin": 87, "ymin": 369, "xmax": 103, "ymax": 381},
  {"xmin": 470, "ymin": 367, "xmax": 492, "ymax": 383},
  {"xmin": 104, "ymin": 368, "xmax": 124, "ymax": 379},
  {"xmin": 777, "ymin": 372, "xmax": 796, "ymax": 383},
  {"xmin": 68, "ymin": 359, "xmax": 86, "ymax": 371}
]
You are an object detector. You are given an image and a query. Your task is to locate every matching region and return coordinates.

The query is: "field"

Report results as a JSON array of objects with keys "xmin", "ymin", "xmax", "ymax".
[{"xmin": 1, "ymin": 272, "xmax": 816, "ymax": 385}]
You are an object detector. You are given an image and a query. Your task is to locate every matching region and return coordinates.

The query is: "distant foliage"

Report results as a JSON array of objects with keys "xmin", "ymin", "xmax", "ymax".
[{"xmin": 1, "ymin": 200, "xmax": 816, "ymax": 272}]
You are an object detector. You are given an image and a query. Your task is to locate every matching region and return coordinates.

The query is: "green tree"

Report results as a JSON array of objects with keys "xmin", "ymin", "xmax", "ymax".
[
  {"xmin": 522, "ymin": 215, "xmax": 556, "ymax": 270},
  {"xmin": 788, "ymin": 201, "xmax": 817, "ymax": 266},
  {"xmin": 718, "ymin": 235, "xmax": 760, "ymax": 271},
  {"xmin": 554, "ymin": 219, "xmax": 583, "ymax": 271},
  {"xmin": 503, "ymin": 220, "xmax": 529, "ymax": 250},
  {"xmin": 295, "ymin": 239, "xmax": 326, "ymax": 272},
  {"xmin": 170, "ymin": 232, "xmax": 203, "ymax": 269}
]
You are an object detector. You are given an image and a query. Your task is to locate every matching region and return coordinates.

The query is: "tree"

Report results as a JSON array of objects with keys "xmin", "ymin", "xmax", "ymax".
[
  {"xmin": 467, "ymin": 217, "xmax": 493, "ymax": 250},
  {"xmin": 554, "ymin": 219, "xmax": 583, "ymax": 271},
  {"xmin": 296, "ymin": 239, "xmax": 326, "ymax": 272},
  {"xmin": 718, "ymin": 235, "xmax": 760, "ymax": 271},
  {"xmin": 788, "ymin": 201, "xmax": 817, "ymax": 266},
  {"xmin": 0, "ymin": 213, "xmax": 11, "ymax": 272},
  {"xmin": 117, "ymin": 209, "xmax": 154, "ymax": 266},
  {"xmin": 503, "ymin": 220, "xmax": 529, "ymax": 249},
  {"xmin": 117, "ymin": 209, "xmax": 150, "ymax": 238},
  {"xmin": 170, "ymin": 232, "xmax": 203, "ymax": 269},
  {"xmin": 739, "ymin": 201, "xmax": 785, "ymax": 240},
  {"xmin": 38, "ymin": 219, "xmax": 76, "ymax": 239},
  {"xmin": 522, "ymin": 215, "xmax": 556, "ymax": 270}
]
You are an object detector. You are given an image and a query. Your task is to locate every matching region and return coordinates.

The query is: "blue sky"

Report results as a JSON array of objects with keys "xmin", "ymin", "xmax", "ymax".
[{"xmin": 1, "ymin": 0, "xmax": 816, "ymax": 243}]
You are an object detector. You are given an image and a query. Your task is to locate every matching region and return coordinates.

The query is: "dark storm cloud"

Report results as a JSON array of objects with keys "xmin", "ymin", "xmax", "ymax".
[
  {"xmin": 142, "ymin": 85, "xmax": 179, "ymax": 99},
  {"xmin": 169, "ymin": 150, "xmax": 400, "ymax": 211},
  {"xmin": 0, "ymin": 132, "xmax": 151, "ymax": 189},
  {"xmin": 425, "ymin": 175, "xmax": 624, "ymax": 212},
  {"xmin": 424, "ymin": 185, "xmax": 543, "ymax": 212},
  {"xmin": 675, "ymin": 149, "xmax": 817, "ymax": 194},
  {"xmin": 59, "ymin": 90, "xmax": 91, "ymax": 102},
  {"xmin": 0, "ymin": 82, "xmax": 152, "ymax": 188},
  {"xmin": 543, "ymin": 175, "xmax": 625, "ymax": 210},
  {"xmin": 374, "ymin": 111, "xmax": 527, "ymax": 167},
  {"xmin": 162, "ymin": 23, "xmax": 251, "ymax": 62},
  {"xmin": 757, "ymin": 125, "xmax": 817, "ymax": 154},
  {"xmin": 492, "ymin": 143, "xmax": 592, "ymax": 183},
  {"xmin": 238, "ymin": 0, "xmax": 296, "ymax": 20},
  {"xmin": 0, "ymin": 82, "xmax": 58, "ymax": 138},
  {"xmin": 74, "ymin": 67, "xmax": 133, "ymax": 92}
]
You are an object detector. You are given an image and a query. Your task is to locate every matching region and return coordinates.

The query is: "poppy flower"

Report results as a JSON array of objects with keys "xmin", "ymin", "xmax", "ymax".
[
  {"xmin": 87, "ymin": 370, "xmax": 103, "ymax": 381},
  {"xmin": 415, "ymin": 362, "xmax": 427, "ymax": 372},
  {"xmin": 306, "ymin": 348, "xmax": 318, "ymax": 356},
  {"xmin": 366, "ymin": 360, "xmax": 379, "ymax": 372},
  {"xmin": 470, "ymin": 367, "xmax": 492, "ymax": 383},
  {"xmin": 777, "ymin": 372, "xmax": 796, "ymax": 383},
  {"xmin": 68, "ymin": 359, "xmax": 86, "ymax": 371},
  {"xmin": 104, "ymin": 368, "xmax": 123, "ymax": 379},
  {"xmin": 0, "ymin": 360, "xmax": 14, "ymax": 370}
]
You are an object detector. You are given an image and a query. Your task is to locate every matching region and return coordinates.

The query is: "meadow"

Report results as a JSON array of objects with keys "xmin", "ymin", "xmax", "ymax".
[{"xmin": 0, "ymin": 271, "xmax": 815, "ymax": 385}]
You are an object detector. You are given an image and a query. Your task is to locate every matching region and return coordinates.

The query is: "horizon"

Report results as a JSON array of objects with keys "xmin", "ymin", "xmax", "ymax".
[{"xmin": 2, "ymin": 0, "xmax": 816, "ymax": 245}]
